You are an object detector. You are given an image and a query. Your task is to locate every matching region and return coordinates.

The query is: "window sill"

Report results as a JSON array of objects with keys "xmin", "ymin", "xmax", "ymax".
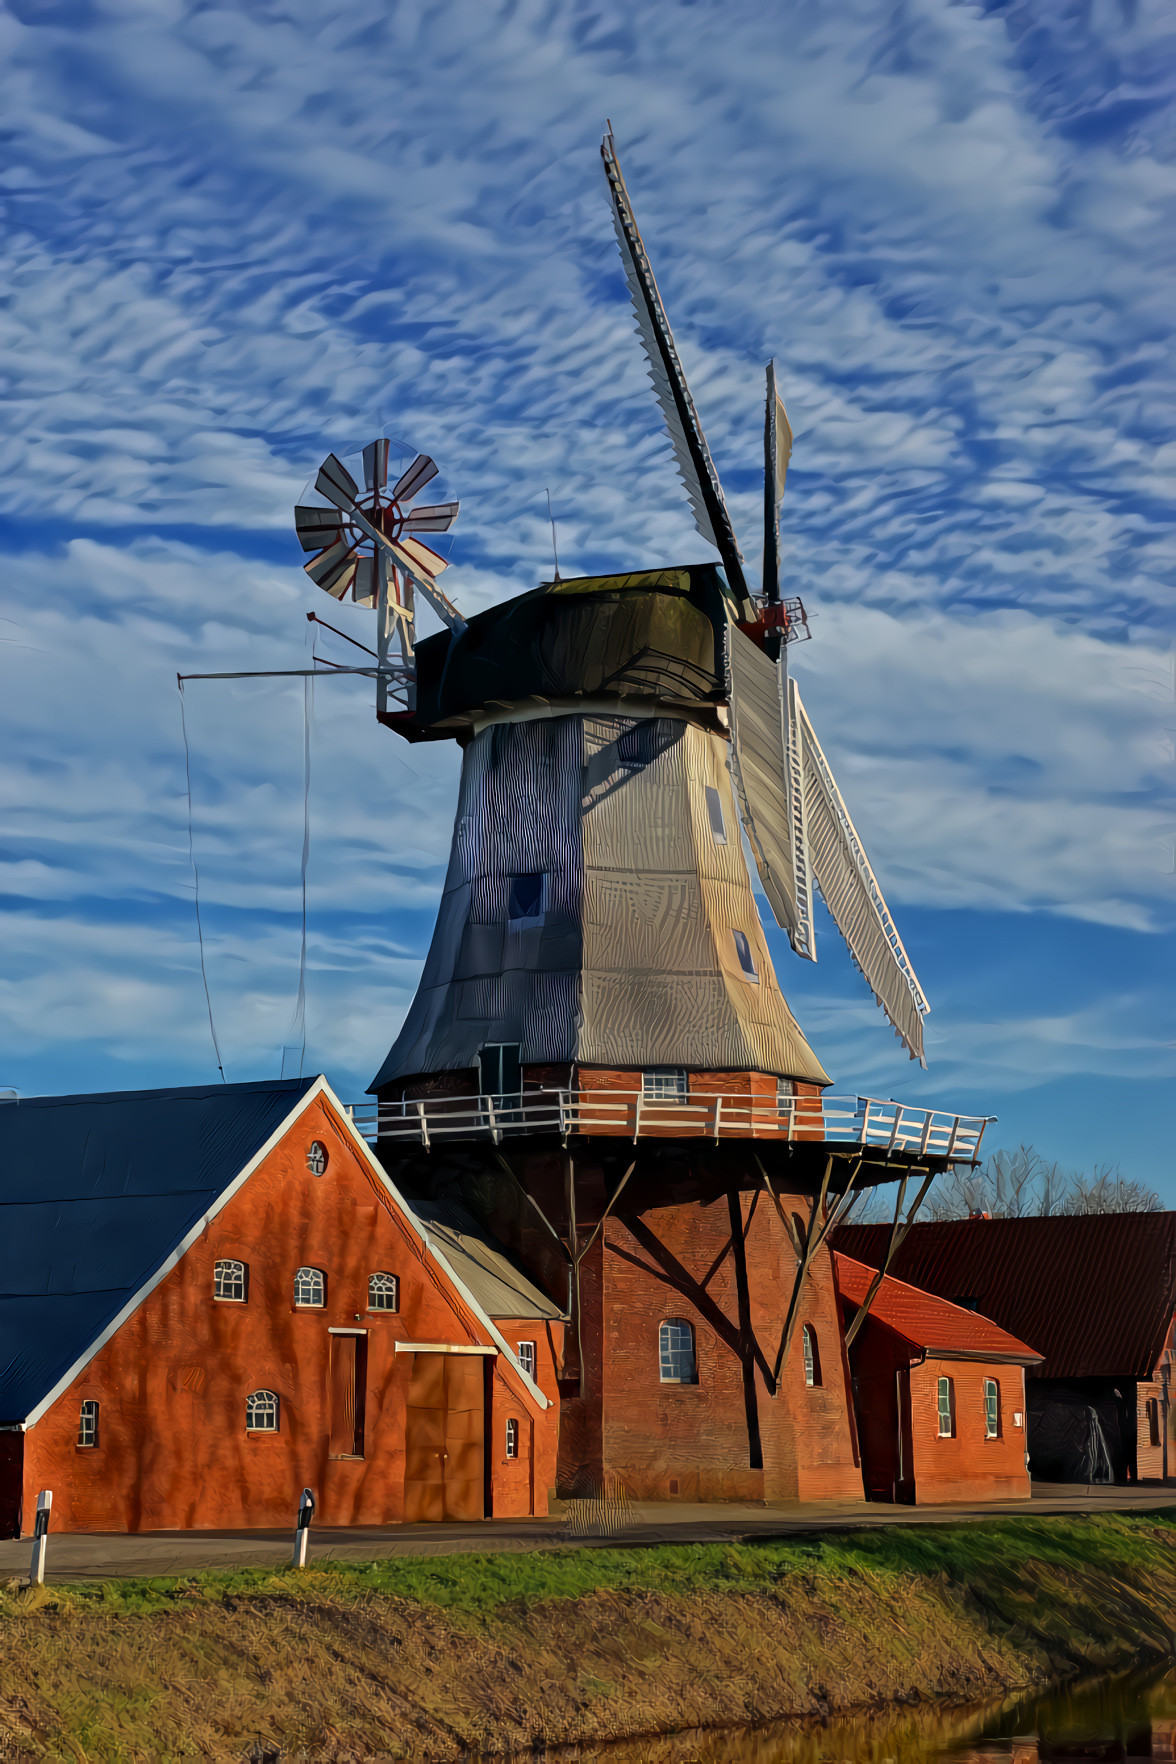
[
  {"xmin": 366, "ymin": 1309, "xmax": 398, "ymax": 1316},
  {"xmin": 246, "ymin": 1429, "xmax": 279, "ymax": 1437},
  {"xmin": 213, "ymin": 1296, "xmax": 246, "ymax": 1304},
  {"xmin": 659, "ymin": 1379, "xmax": 700, "ymax": 1388},
  {"xmin": 293, "ymin": 1304, "xmax": 325, "ymax": 1311},
  {"xmin": 329, "ymin": 1454, "xmax": 364, "ymax": 1462}
]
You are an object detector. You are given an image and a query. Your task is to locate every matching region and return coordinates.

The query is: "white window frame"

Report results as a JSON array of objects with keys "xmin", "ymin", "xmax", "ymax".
[
  {"xmin": 984, "ymin": 1378, "xmax": 1000, "ymax": 1439},
  {"xmin": 937, "ymin": 1375, "xmax": 954, "ymax": 1438},
  {"xmin": 643, "ymin": 1068, "xmax": 688, "ymax": 1105},
  {"xmin": 77, "ymin": 1398, "xmax": 98, "ymax": 1448},
  {"xmin": 246, "ymin": 1390, "xmax": 279, "ymax": 1433},
  {"xmin": 704, "ymin": 784, "xmax": 727, "ymax": 844},
  {"xmin": 517, "ymin": 1340, "xmax": 536, "ymax": 1379},
  {"xmin": 294, "ymin": 1266, "xmax": 325, "ymax": 1308},
  {"xmin": 214, "ymin": 1258, "xmax": 246, "ymax": 1303},
  {"xmin": 368, "ymin": 1271, "xmax": 399, "ymax": 1313},
  {"xmin": 659, "ymin": 1318, "xmax": 697, "ymax": 1385},
  {"xmin": 505, "ymin": 1418, "xmax": 519, "ymax": 1460},
  {"xmin": 801, "ymin": 1325, "xmax": 819, "ymax": 1388}
]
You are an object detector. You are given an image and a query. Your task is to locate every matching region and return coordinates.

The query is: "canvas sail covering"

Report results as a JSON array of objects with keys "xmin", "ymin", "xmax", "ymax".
[
  {"xmin": 787, "ymin": 679, "xmax": 930, "ymax": 1065},
  {"xmin": 725, "ymin": 623, "xmax": 801, "ymax": 945}
]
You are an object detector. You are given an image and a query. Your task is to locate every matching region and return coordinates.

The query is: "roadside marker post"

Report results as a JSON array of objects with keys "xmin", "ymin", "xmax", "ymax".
[
  {"xmin": 29, "ymin": 1490, "xmax": 52, "ymax": 1586},
  {"xmin": 292, "ymin": 1487, "xmax": 315, "ymax": 1568}
]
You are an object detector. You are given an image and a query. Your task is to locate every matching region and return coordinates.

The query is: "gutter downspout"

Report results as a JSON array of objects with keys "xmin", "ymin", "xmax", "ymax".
[{"xmin": 896, "ymin": 1349, "xmax": 927, "ymax": 1504}]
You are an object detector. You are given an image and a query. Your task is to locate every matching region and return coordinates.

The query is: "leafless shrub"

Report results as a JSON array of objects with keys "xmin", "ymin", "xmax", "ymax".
[{"xmin": 853, "ymin": 1145, "xmax": 1160, "ymax": 1224}]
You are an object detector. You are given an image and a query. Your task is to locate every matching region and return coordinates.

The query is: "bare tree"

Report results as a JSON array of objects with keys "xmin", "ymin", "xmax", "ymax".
[{"xmin": 852, "ymin": 1145, "xmax": 1160, "ymax": 1224}]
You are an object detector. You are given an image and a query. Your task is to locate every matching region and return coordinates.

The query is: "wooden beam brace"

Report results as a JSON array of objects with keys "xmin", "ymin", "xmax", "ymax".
[
  {"xmin": 843, "ymin": 1165, "xmax": 937, "ymax": 1349},
  {"xmin": 771, "ymin": 1155, "xmax": 833, "ymax": 1389}
]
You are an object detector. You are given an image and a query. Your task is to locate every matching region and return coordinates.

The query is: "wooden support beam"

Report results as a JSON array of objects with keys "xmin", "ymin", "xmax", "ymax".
[
  {"xmin": 771, "ymin": 1156, "xmax": 833, "ymax": 1390},
  {"xmin": 843, "ymin": 1165, "xmax": 937, "ymax": 1349}
]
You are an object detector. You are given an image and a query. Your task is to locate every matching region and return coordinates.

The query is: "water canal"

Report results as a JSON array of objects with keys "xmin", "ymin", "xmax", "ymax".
[{"xmin": 560, "ymin": 1660, "xmax": 1176, "ymax": 1763}]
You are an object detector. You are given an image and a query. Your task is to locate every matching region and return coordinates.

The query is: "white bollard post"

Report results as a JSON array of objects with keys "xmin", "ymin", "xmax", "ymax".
[
  {"xmin": 291, "ymin": 1487, "xmax": 315, "ymax": 1568},
  {"xmin": 29, "ymin": 1489, "xmax": 52, "ymax": 1586}
]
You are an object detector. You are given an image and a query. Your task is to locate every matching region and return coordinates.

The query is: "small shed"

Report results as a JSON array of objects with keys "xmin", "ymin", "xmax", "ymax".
[
  {"xmin": 836, "ymin": 1214, "xmax": 1176, "ymax": 1484},
  {"xmin": 835, "ymin": 1252, "xmax": 1042, "ymax": 1504}
]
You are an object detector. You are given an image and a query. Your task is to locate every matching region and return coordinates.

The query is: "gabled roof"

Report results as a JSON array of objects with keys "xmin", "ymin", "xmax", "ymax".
[
  {"xmin": 834, "ymin": 1253, "xmax": 1041, "ymax": 1365},
  {"xmin": 0, "ymin": 1078, "xmax": 316, "ymax": 1425},
  {"xmin": 834, "ymin": 1213, "xmax": 1176, "ymax": 1380},
  {"xmin": 413, "ymin": 1199, "xmax": 563, "ymax": 1321}
]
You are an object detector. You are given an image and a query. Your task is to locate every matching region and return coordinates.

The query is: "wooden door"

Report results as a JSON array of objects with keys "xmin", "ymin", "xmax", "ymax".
[
  {"xmin": 329, "ymin": 1334, "xmax": 366, "ymax": 1458},
  {"xmin": 403, "ymin": 1353, "xmax": 485, "ymax": 1522}
]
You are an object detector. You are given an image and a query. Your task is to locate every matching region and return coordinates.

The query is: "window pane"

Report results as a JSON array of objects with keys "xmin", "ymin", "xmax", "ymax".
[
  {"xmin": 369, "ymin": 1272, "xmax": 398, "ymax": 1312},
  {"xmin": 643, "ymin": 1068, "xmax": 688, "ymax": 1103},
  {"xmin": 294, "ymin": 1267, "xmax": 324, "ymax": 1306},
  {"xmin": 704, "ymin": 785, "xmax": 727, "ymax": 844},
  {"xmin": 938, "ymin": 1377, "xmax": 953, "ymax": 1436},
  {"xmin": 77, "ymin": 1399, "xmax": 98, "ymax": 1448},
  {"xmin": 518, "ymin": 1341, "xmax": 536, "ymax": 1378},
  {"xmin": 507, "ymin": 874, "xmax": 544, "ymax": 920},
  {"xmin": 659, "ymin": 1319, "xmax": 697, "ymax": 1384},
  {"xmin": 733, "ymin": 929, "xmax": 758, "ymax": 980},
  {"xmin": 246, "ymin": 1390, "xmax": 278, "ymax": 1431},
  {"xmin": 985, "ymin": 1380, "xmax": 999, "ymax": 1437},
  {"xmin": 506, "ymin": 1418, "xmax": 518, "ymax": 1459},
  {"xmin": 214, "ymin": 1259, "xmax": 246, "ymax": 1302}
]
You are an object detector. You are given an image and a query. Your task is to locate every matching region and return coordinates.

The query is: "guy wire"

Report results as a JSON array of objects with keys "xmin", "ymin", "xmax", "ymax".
[{"xmin": 177, "ymin": 678, "xmax": 227, "ymax": 1083}]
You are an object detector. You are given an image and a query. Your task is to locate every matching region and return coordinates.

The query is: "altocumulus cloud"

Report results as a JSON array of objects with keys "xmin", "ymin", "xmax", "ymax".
[{"xmin": 0, "ymin": 0, "xmax": 1172, "ymax": 1182}]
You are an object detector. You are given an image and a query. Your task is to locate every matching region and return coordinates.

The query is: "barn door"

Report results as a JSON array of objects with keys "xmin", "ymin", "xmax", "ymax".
[{"xmin": 403, "ymin": 1353, "xmax": 486, "ymax": 1522}]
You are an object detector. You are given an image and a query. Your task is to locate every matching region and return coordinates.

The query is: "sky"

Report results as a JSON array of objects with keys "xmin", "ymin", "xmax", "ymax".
[{"xmin": 0, "ymin": 0, "xmax": 1173, "ymax": 1190}]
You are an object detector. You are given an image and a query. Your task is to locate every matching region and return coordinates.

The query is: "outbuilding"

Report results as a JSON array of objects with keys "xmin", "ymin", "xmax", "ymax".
[
  {"xmin": 836, "ymin": 1214, "xmax": 1176, "ymax": 1485},
  {"xmin": 0, "ymin": 1077, "xmax": 562, "ymax": 1535},
  {"xmin": 835, "ymin": 1252, "xmax": 1041, "ymax": 1504}
]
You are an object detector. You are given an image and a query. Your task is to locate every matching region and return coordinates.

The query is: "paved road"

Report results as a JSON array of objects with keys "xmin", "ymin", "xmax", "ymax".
[{"xmin": 2, "ymin": 1483, "xmax": 1173, "ymax": 1585}]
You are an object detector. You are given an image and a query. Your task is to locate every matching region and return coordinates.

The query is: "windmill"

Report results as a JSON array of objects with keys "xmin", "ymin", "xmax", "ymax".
[{"xmin": 187, "ymin": 129, "xmax": 989, "ymax": 1511}]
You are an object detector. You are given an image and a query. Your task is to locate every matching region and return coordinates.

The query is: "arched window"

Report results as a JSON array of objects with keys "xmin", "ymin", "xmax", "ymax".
[
  {"xmin": 294, "ymin": 1266, "xmax": 325, "ymax": 1308},
  {"xmin": 77, "ymin": 1399, "xmax": 99, "ymax": 1448},
  {"xmin": 937, "ymin": 1376, "xmax": 955, "ymax": 1437},
  {"xmin": 368, "ymin": 1272, "xmax": 399, "ymax": 1313},
  {"xmin": 246, "ymin": 1390, "xmax": 279, "ymax": 1432},
  {"xmin": 801, "ymin": 1325, "xmax": 821, "ymax": 1387},
  {"xmin": 505, "ymin": 1418, "xmax": 519, "ymax": 1460},
  {"xmin": 659, "ymin": 1319, "xmax": 697, "ymax": 1385},
  {"xmin": 984, "ymin": 1378, "xmax": 1000, "ymax": 1438},
  {"xmin": 214, "ymin": 1259, "xmax": 246, "ymax": 1302}
]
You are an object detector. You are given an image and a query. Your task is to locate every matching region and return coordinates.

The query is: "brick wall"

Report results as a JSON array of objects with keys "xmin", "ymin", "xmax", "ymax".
[
  {"xmin": 563, "ymin": 1188, "xmax": 862, "ymax": 1503},
  {"xmin": 909, "ymin": 1359, "xmax": 1030, "ymax": 1503},
  {"xmin": 19, "ymin": 1097, "xmax": 556, "ymax": 1534}
]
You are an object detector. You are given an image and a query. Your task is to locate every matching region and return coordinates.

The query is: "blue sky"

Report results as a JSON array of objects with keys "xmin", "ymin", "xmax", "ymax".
[{"xmin": 0, "ymin": 0, "xmax": 1172, "ymax": 1188}]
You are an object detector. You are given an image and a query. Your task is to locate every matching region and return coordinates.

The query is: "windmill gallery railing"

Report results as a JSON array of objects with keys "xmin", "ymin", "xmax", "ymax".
[{"xmin": 344, "ymin": 1091, "xmax": 992, "ymax": 1163}]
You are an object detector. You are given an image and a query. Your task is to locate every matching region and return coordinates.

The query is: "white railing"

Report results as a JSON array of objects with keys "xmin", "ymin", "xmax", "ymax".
[{"xmin": 343, "ymin": 1090, "xmax": 992, "ymax": 1163}]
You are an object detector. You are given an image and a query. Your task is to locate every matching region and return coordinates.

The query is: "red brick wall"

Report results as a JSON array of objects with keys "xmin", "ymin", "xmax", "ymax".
[
  {"xmin": 848, "ymin": 1316, "xmax": 1030, "ymax": 1503},
  {"xmin": 908, "ymin": 1360, "xmax": 1030, "ymax": 1503},
  {"xmin": 19, "ymin": 1096, "xmax": 557, "ymax": 1534},
  {"xmin": 581, "ymin": 1190, "xmax": 861, "ymax": 1502}
]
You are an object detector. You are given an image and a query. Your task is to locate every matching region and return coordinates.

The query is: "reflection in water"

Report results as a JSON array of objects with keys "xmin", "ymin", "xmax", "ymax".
[{"xmin": 560, "ymin": 1659, "xmax": 1176, "ymax": 1763}]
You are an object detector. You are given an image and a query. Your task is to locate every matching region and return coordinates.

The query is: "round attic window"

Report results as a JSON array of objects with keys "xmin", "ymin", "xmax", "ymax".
[{"xmin": 306, "ymin": 1141, "xmax": 329, "ymax": 1177}]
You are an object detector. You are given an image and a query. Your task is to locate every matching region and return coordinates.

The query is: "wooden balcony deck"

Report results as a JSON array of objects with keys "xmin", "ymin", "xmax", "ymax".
[{"xmin": 344, "ymin": 1091, "xmax": 992, "ymax": 1164}]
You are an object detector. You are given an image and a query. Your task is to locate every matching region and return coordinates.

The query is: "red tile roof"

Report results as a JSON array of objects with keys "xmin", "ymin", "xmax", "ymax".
[
  {"xmin": 834, "ymin": 1253, "xmax": 1042, "ymax": 1364},
  {"xmin": 834, "ymin": 1213, "xmax": 1176, "ymax": 1380}
]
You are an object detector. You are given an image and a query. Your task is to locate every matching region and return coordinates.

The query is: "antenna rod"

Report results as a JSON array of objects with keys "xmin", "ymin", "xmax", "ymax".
[{"xmin": 546, "ymin": 488, "xmax": 561, "ymax": 583}]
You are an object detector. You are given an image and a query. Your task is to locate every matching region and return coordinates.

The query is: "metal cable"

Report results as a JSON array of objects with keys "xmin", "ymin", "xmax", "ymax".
[{"xmin": 177, "ymin": 678, "xmax": 226, "ymax": 1083}]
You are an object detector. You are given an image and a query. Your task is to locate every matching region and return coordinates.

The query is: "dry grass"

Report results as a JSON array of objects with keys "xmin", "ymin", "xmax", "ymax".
[{"xmin": 0, "ymin": 1512, "xmax": 1172, "ymax": 1760}]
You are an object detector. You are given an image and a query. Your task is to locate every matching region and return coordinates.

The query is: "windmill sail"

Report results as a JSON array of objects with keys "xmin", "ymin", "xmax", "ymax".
[
  {"xmin": 601, "ymin": 128, "xmax": 751, "ymax": 610},
  {"xmin": 726, "ymin": 622, "xmax": 801, "ymax": 941},
  {"xmin": 787, "ymin": 677, "xmax": 930, "ymax": 1064},
  {"xmin": 762, "ymin": 361, "xmax": 792, "ymax": 604}
]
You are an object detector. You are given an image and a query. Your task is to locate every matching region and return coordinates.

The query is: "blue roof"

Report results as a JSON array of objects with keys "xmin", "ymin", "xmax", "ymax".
[{"xmin": 0, "ymin": 1077, "xmax": 316, "ymax": 1423}]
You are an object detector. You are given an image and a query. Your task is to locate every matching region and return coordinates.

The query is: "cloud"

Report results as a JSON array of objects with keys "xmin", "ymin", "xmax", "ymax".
[{"xmin": 0, "ymin": 0, "xmax": 1172, "ymax": 1176}]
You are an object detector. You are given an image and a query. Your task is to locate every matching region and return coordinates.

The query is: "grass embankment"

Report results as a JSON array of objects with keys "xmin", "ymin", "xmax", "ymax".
[{"xmin": 1, "ymin": 1512, "xmax": 1175, "ymax": 1759}]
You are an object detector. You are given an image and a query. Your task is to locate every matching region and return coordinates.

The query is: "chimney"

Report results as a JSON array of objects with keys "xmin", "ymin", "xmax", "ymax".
[{"xmin": 969, "ymin": 1210, "xmax": 991, "ymax": 1221}]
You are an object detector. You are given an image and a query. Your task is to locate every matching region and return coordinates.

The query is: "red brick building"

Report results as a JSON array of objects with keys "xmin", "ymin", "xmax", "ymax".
[
  {"xmin": 836, "ymin": 1253, "xmax": 1040, "ymax": 1504},
  {"xmin": 836, "ymin": 1214, "xmax": 1176, "ymax": 1485},
  {"xmin": 0, "ymin": 1077, "xmax": 561, "ymax": 1535}
]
